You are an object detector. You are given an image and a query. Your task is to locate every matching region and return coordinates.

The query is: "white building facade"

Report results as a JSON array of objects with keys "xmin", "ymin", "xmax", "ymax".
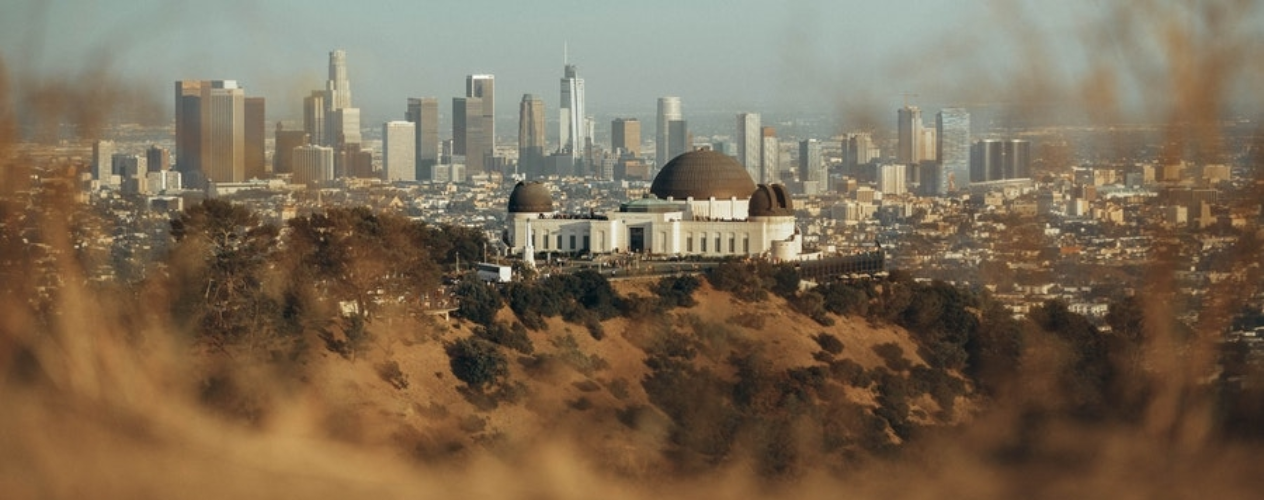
[{"xmin": 506, "ymin": 150, "xmax": 803, "ymax": 261}]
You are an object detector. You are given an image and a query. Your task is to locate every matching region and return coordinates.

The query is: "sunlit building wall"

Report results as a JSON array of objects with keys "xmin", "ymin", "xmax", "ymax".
[{"xmin": 383, "ymin": 121, "xmax": 416, "ymax": 182}]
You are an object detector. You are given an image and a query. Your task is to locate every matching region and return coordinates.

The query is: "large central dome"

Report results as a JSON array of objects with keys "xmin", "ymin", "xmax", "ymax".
[{"xmin": 650, "ymin": 149, "xmax": 757, "ymax": 200}]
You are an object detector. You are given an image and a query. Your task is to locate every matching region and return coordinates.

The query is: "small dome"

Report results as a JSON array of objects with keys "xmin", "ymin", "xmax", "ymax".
[
  {"xmin": 650, "ymin": 149, "xmax": 757, "ymax": 200},
  {"xmin": 507, "ymin": 181, "xmax": 554, "ymax": 213},
  {"xmin": 749, "ymin": 184, "xmax": 795, "ymax": 217}
]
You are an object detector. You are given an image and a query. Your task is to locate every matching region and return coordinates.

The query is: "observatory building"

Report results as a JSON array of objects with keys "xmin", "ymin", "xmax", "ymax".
[{"xmin": 505, "ymin": 149, "xmax": 802, "ymax": 260}]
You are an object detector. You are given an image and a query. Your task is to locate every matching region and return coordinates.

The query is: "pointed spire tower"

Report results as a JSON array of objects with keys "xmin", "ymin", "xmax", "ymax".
[{"xmin": 559, "ymin": 44, "xmax": 586, "ymax": 162}]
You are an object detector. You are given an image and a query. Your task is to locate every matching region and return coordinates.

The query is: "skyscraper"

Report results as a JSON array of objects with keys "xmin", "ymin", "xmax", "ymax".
[
  {"xmin": 848, "ymin": 133, "xmax": 878, "ymax": 168},
  {"xmin": 176, "ymin": 80, "xmax": 245, "ymax": 187},
  {"xmin": 406, "ymin": 97, "xmax": 439, "ymax": 180},
  {"xmin": 326, "ymin": 49, "xmax": 352, "ymax": 110},
  {"xmin": 761, "ymin": 126, "xmax": 779, "ymax": 184},
  {"xmin": 518, "ymin": 94, "xmax": 546, "ymax": 178},
  {"xmin": 1004, "ymin": 139, "xmax": 1031, "ymax": 179},
  {"xmin": 611, "ymin": 118, "xmax": 640, "ymax": 158},
  {"xmin": 971, "ymin": 139, "xmax": 1003, "ymax": 182},
  {"xmin": 292, "ymin": 144, "xmax": 335, "ymax": 184},
  {"xmin": 656, "ymin": 96, "xmax": 682, "ymax": 167},
  {"xmin": 146, "ymin": 144, "xmax": 170, "ymax": 173},
  {"xmin": 273, "ymin": 123, "xmax": 308, "ymax": 175},
  {"xmin": 559, "ymin": 61, "xmax": 585, "ymax": 160},
  {"xmin": 201, "ymin": 80, "xmax": 245, "ymax": 184},
  {"xmin": 329, "ymin": 108, "xmax": 361, "ymax": 147},
  {"xmin": 879, "ymin": 163, "xmax": 907, "ymax": 195},
  {"xmin": 799, "ymin": 139, "xmax": 823, "ymax": 184},
  {"xmin": 383, "ymin": 121, "xmax": 416, "ymax": 182},
  {"xmin": 936, "ymin": 108, "xmax": 970, "ymax": 194},
  {"xmin": 453, "ymin": 96, "xmax": 484, "ymax": 175},
  {"xmin": 466, "ymin": 74, "xmax": 495, "ymax": 174},
  {"xmin": 244, "ymin": 97, "xmax": 265, "ymax": 180},
  {"xmin": 323, "ymin": 50, "xmax": 361, "ymax": 148},
  {"xmin": 897, "ymin": 105, "xmax": 922, "ymax": 165},
  {"xmin": 737, "ymin": 112, "xmax": 761, "ymax": 182},
  {"xmin": 146, "ymin": 145, "xmax": 179, "ymax": 193},
  {"xmin": 92, "ymin": 140, "xmax": 115, "ymax": 184},
  {"xmin": 174, "ymin": 81, "xmax": 203, "ymax": 186},
  {"xmin": 302, "ymin": 91, "xmax": 324, "ymax": 146},
  {"xmin": 668, "ymin": 120, "xmax": 689, "ymax": 160},
  {"xmin": 919, "ymin": 127, "xmax": 937, "ymax": 163}
]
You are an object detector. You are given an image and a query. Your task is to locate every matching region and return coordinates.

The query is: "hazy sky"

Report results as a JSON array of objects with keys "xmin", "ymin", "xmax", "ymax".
[{"xmin": 3, "ymin": 0, "xmax": 1261, "ymax": 129}]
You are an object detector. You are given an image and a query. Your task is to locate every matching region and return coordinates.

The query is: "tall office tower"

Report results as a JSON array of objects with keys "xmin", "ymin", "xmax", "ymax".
[
  {"xmin": 583, "ymin": 116, "xmax": 597, "ymax": 169},
  {"xmin": 407, "ymin": 97, "xmax": 440, "ymax": 180},
  {"xmin": 668, "ymin": 120, "xmax": 689, "ymax": 160},
  {"xmin": 936, "ymin": 108, "xmax": 970, "ymax": 194},
  {"xmin": 323, "ymin": 50, "xmax": 361, "ymax": 148},
  {"xmin": 146, "ymin": 145, "xmax": 170, "ymax": 173},
  {"xmin": 111, "ymin": 153, "xmax": 146, "ymax": 178},
  {"xmin": 919, "ymin": 127, "xmax": 937, "ymax": 163},
  {"xmin": 879, "ymin": 163, "xmax": 908, "ymax": 195},
  {"xmin": 330, "ymin": 108, "xmax": 362, "ymax": 147},
  {"xmin": 145, "ymin": 145, "xmax": 177, "ymax": 192},
  {"xmin": 737, "ymin": 112, "xmax": 762, "ymax": 181},
  {"xmin": 382, "ymin": 121, "xmax": 416, "ymax": 182},
  {"xmin": 518, "ymin": 94, "xmax": 546, "ymax": 178},
  {"xmin": 244, "ymin": 97, "xmax": 266, "ymax": 180},
  {"xmin": 656, "ymin": 96, "xmax": 682, "ymax": 167},
  {"xmin": 303, "ymin": 91, "xmax": 325, "ymax": 145},
  {"xmin": 897, "ymin": 105, "xmax": 922, "ymax": 164},
  {"xmin": 340, "ymin": 144, "xmax": 374, "ymax": 178},
  {"xmin": 466, "ymin": 74, "xmax": 495, "ymax": 173},
  {"xmin": 453, "ymin": 97, "xmax": 484, "ymax": 174},
  {"xmin": 799, "ymin": 139, "xmax": 823, "ymax": 184},
  {"xmin": 112, "ymin": 153, "xmax": 148, "ymax": 194},
  {"xmin": 175, "ymin": 80, "xmax": 246, "ymax": 186},
  {"xmin": 274, "ymin": 124, "xmax": 308, "ymax": 175},
  {"xmin": 559, "ymin": 62, "xmax": 586, "ymax": 159},
  {"xmin": 760, "ymin": 126, "xmax": 779, "ymax": 184},
  {"xmin": 174, "ymin": 80, "xmax": 204, "ymax": 185},
  {"xmin": 326, "ymin": 50, "xmax": 352, "ymax": 109},
  {"xmin": 848, "ymin": 132, "xmax": 879, "ymax": 167},
  {"xmin": 611, "ymin": 118, "xmax": 640, "ymax": 157},
  {"xmin": 918, "ymin": 162, "xmax": 942, "ymax": 196},
  {"xmin": 971, "ymin": 139, "xmax": 1003, "ymax": 182},
  {"xmin": 1004, "ymin": 139, "xmax": 1031, "ymax": 179},
  {"xmin": 292, "ymin": 144, "xmax": 335, "ymax": 184},
  {"xmin": 92, "ymin": 140, "xmax": 115, "ymax": 183}
]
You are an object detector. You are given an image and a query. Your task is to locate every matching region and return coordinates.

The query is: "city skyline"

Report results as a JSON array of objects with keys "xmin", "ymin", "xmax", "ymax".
[{"xmin": 6, "ymin": 1, "xmax": 1260, "ymax": 133}]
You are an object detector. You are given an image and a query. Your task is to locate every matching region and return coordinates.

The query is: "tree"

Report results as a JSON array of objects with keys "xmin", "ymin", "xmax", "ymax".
[
  {"xmin": 445, "ymin": 336, "xmax": 508, "ymax": 391},
  {"xmin": 651, "ymin": 274, "xmax": 701, "ymax": 309},
  {"xmin": 168, "ymin": 199, "xmax": 283, "ymax": 353},
  {"xmin": 283, "ymin": 208, "xmax": 443, "ymax": 320},
  {"xmin": 455, "ymin": 276, "xmax": 501, "ymax": 326},
  {"xmin": 770, "ymin": 263, "xmax": 801, "ymax": 298},
  {"xmin": 707, "ymin": 259, "xmax": 770, "ymax": 302}
]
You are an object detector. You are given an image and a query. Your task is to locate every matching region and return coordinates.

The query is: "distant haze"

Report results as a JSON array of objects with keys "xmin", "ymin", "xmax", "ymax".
[{"xmin": 2, "ymin": 0, "xmax": 1262, "ymax": 130}]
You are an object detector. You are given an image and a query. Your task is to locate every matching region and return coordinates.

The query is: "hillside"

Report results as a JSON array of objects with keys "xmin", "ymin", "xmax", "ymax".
[
  {"xmin": 273, "ymin": 277, "xmax": 967, "ymax": 477},
  {"xmin": 6, "ymin": 200, "xmax": 1263, "ymax": 498}
]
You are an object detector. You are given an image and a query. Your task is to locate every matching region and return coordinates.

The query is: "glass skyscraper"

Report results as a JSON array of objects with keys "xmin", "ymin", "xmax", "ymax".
[{"xmin": 936, "ymin": 108, "xmax": 970, "ymax": 194}]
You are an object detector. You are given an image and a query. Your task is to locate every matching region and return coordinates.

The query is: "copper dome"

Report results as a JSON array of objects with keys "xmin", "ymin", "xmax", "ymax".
[
  {"xmin": 650, "ymin": 149, "xmax": 757, "ymax": 200},
  {"xmin": 749, "ymin": 184, "xmax": 794, "ymax": 217},
  {"xmin": 507, "ymin": 181, "xmax": 554, "ymax": 213}
]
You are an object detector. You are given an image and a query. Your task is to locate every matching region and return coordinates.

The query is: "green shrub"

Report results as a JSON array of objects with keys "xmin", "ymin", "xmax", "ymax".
[
  {"xmin": 375, "ymin": 359, "xmax": 409, "ymax": 390},
  {"xmin": 446, "ymin": 337, "xmax": 509, "ymax": 391},
  {"xmin": 474, "ymin": 321, "xmax": 534, "ymax": 354},
  {"xmin": 814, "ymin": 332, "xmax": 844, "ymax": 355},
  {"xmin": 652, "ymin": 274, "xmax": 702, "ymax": 309},
  {"xmin": 873, "ymin": 342, "xmax": 912, "ymax": 372}
]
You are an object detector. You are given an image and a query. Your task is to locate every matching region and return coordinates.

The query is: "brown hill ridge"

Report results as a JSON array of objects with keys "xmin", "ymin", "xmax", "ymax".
[{"xmin": 293, "ymin": 279, "xmax": 970, "ymax": 476}]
